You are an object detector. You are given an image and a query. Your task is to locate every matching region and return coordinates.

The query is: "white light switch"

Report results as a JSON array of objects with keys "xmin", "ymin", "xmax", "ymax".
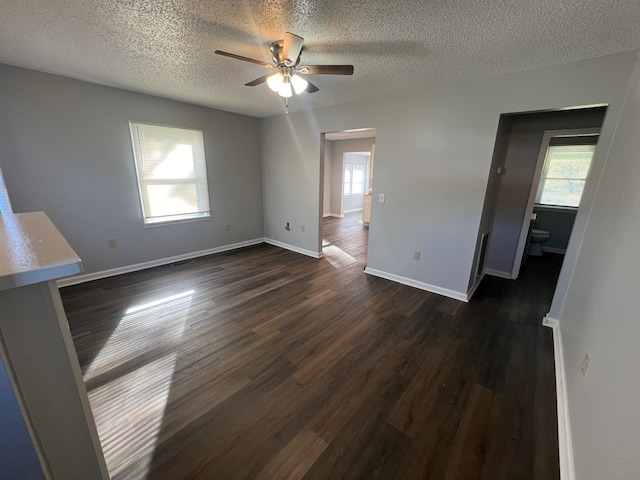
[{"xmin": 378, "ymin": 193, "xmax": 385, "ymax": 203}]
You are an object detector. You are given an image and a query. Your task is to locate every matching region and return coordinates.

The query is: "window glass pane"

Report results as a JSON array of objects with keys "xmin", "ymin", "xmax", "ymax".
[
  {"xmin": 352, "ymin": 182, "xmax": 363, "ymax": 194},
  {"xmin": 344, "ymin": 182, "xmax": 351, "ymax": 195},
  {"xmin": 546, "ymin": 145, "xmax": 594, "ymax": 180},
  {"xmin": 353, "ymin": 168, "xmax": 364, "ymax": 183},
  {"xmin": 539, "ymin": 179, "xmax": 585, "ymax": 207},
  {"xmin": 536, "ymin": 143, "xmax": 596, "ymax": 207},
  {"xmin": 145, "ymin": 184, "xmax": 199, "ymax": 217}
]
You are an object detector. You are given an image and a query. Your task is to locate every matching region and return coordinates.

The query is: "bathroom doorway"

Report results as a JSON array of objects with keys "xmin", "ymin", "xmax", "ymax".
[
  {"xmin": 319, "ymin": 128, "xmax": 376, "ymax": 267},
  {"xmin": 479, "ymin": 106, "xmax": 609, "ymax": 320},
  {"xmin": 512, "ymin": 128, "xmax": 600, "ymax": 278}
]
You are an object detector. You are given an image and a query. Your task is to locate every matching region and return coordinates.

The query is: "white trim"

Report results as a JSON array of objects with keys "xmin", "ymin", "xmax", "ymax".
[
  {"xmin": 264, "ymin": 238, "xmax": 323, "ymax": 259},
  {"xmin": 323, "ymin": 213, "xmax": 344, "ymax": 218},
  {"xmin": 364, "ymin": 267, "xmax": 468, "ymax": 302},
  {"xmin": 484, "ymin": 268, "xmax": 514, "ymax": 279},
  {"xmin": 57, "ymin": 238, "xmax": 264, "ymax": 287},
  {"xmin": 343, "ymin": 208, "xmax": 362, "ymax": 214},
  {"xmin": 466, "ymin": 271, "xmax": 485, "ymax": 300},
  {"xmin": 543, "ymin": 316, "xmax": 575, "ymax": 480},
  {"xmin": 543, "ymin": 246, "xmax": 567, "ymax": 254}
]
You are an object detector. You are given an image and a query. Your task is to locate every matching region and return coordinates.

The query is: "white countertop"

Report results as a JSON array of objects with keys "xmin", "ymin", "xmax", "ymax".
[{"xmin": 0, "ymin": 212, "xmax": 82, "ymax": 291}]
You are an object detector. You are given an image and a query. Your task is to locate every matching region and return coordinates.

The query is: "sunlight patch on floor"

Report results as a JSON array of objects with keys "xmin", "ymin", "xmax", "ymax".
[
  {"xmin": 89, "ymin": 353, "xmax": 177, "ymax": 479},
  {"xmin": 322, "ymin": 244, "xmax": 357, "ymax": 269},
  {"xmin": 84, "ymin": 289, "xmax": 194, "ymax": 478},
  {"xmin": 84, "ymin": 290, "xmax": 194, "ymax": 382}
]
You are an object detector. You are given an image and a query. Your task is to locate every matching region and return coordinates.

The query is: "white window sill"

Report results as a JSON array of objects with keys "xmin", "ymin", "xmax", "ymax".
[
  {"xmin": 143, "ymin": 214, "xmax": 211, "ymax": 228},
  {"xmin": 533, "ymin": 204, "xmax": 578, "ymax": 213}
]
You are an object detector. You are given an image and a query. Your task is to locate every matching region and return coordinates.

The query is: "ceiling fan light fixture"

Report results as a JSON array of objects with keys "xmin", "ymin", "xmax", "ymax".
[
  {"xmin": 291, "ymin": 74, "xmax": 309, "ymax": 94},
  {"xmin": 267, "ymin": 72, "xmax": 284, "ymax": 92},
  {"xmin": 278, "ymin": 80, "xmax": 293, "ymax": 98}
]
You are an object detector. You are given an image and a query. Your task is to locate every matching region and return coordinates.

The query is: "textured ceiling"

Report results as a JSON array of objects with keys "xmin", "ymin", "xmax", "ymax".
[{"xmin": 1, "ymin": 0, "xmax": 640, "ymax": 118}]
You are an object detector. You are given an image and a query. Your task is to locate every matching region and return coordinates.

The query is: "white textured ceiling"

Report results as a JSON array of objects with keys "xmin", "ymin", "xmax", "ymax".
[{"xmin": 1, "ymin": 0, "xmax": 640, "ymax": 118}]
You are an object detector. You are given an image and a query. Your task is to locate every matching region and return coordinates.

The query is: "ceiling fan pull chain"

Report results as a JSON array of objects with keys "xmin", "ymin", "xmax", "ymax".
[{"xmin": 285, "ymin": 97, "xmax": 289, "ymax": 115}]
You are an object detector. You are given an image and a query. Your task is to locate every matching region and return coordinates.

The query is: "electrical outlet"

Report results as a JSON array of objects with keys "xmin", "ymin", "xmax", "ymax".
[
  {"xmin": 107, "ymin": 238, "xmax": 117, "ymax": 248},
  {"xmin": 226, "ymin": 224, "xmax": 231, "ymax": 231},
  {"xmin": 301, "ymin": 224, "xmax": 305, "ymax": 232},
  {"xmin": 378, "ymin": 193, "xmax": 386, "ymax": 203},
  {"xmin": 581, "ymin": 352, "xmax": 591, "ymax": 376},
  {"xmin": 413, "ymin": 250, "xmax": 420, "ymax": 260}
]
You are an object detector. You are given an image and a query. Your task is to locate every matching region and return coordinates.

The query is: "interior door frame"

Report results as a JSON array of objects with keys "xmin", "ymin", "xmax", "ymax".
[{"xmin": 511, "ymin": 127, "xmax": 601, "ymax": 279}]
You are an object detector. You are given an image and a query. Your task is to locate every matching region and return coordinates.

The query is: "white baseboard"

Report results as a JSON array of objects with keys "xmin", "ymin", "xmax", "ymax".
[
  {"xmin": 364, "ymin": 267, "xmax": 468, "ymax": 302},
  {"xmin": 466, "ymin": 271, "xmax": 485, "ymax": 300},
  {"xmin": 57, "ymin": 238, "xmax": 264, "ymax": 288},
  {"xmin": 543, "ymin": 316, "xmax": 575, "ymax": 480},
  {"xmin": 324, "ymin": 213, "xmax": 343, "ymax": 218},
  {"xmin": 543, "ymin": 246, "xmax": 567, "ymax": 254},
  {"xmin": 343, "ymin": 208, "xmax": 362, "ymax": 214},
  {"xmin": 263, "ymin": 238, "xmax": 323, "ymax": 259},
  {"xmin": 485, "ymin": 268, "xmax": 514, "ymax": 279}
]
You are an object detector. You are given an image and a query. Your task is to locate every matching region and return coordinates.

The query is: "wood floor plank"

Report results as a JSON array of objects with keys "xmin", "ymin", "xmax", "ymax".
[
  {"xmin": 61, "ymin": 212, "xmax": 562, "ymax": 479},
  {"xmin": 256, "ymin": 428, "xmax": 328, "ymax": 480}
]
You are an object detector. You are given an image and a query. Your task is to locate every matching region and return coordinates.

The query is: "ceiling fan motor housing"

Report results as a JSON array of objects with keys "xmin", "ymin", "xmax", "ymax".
[{"xmin": 270, "ymin": 40, "xmax": 300, "ymax": 67}]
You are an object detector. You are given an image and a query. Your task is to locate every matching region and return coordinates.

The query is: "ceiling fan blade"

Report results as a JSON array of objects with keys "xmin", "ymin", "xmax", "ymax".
[
  {"xmin": 282, "ymin": 32, "xmax": 304, "ymax": 64},
  {"xmin": 245, "ymin": 73, "xmax": 276, "ymax": 87},
  {"xmin": 298, "ymin": 65, "xmax": 354, "ymax": 75},
  {"xmin": 215, "ymin": 50, "xmax": 274, "ymax": 68},
  {"xmin": 306, "ymin": 81, "xmax": 319, "ymax": 93}
]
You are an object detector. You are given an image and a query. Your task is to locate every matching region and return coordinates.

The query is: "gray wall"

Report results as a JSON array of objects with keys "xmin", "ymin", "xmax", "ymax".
[
  {"xmin": 533, "ymin": 207, "xmax": 577, "ymax": 252},
  {"xmin": 0, "ymin": 358, "xmax": 45, "ymax": 479},
  {"xmin": 470, "ymin": 115, "xmax": 513, "ymax": 288},
  {"xmin": 485, "ymin": 108, "xmax": 607, "ymax": 275},
  {"xmin": 262, "ymin": 52, "xmax": 635, "ymax": 297},
  {"xmin": 0, "ymin": 64, "xmax": 263, "ymax": 275},
  {"xmin": 559, "ymin": 53, "xmax": 640, "ymax": 480}
]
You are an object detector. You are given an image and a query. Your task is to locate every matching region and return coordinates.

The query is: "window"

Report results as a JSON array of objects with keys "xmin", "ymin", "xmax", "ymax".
[
  {"xmin": 129, "ymin": 122, "xmax": 210, "ymax": 225},
  {"xmin": 344, "ymin": 163, "xmax": 365, "ymax": 196},
  {"xmin": 535, "ymin": 143, "xmax": 596, "ymax": 208}
]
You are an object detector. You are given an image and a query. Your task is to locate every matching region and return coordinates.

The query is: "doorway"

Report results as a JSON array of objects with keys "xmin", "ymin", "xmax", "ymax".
[
  {"xmin": 513, "ymin": 128, "xmax": 600, "ymax": 278},
  {"xmin": 483, "ymin": 106, "xmax": 607, "ymax": 314},
  {"xmin": 319, "ymin": 128, "xmax": 376, "ymax": 266}
]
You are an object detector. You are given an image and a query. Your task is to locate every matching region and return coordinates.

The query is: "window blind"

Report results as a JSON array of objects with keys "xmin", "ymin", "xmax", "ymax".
[{"xmin": 130, "ymin": 122, "xmax": 210, "ymax": 225}]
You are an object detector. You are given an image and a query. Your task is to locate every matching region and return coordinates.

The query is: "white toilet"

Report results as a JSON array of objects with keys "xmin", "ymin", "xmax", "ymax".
[{"xmin": 528, "ymin": 228, "xmax": 551, "ymax": 256}]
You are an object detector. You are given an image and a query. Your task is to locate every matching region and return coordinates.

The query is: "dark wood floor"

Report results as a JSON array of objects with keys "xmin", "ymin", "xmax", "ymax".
[{"xmin": 61, "ymin": 217, "xmax": 560, "ymax": 480}]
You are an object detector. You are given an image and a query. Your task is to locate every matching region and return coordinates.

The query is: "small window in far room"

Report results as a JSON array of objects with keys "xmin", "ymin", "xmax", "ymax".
[
  {"xmin": 535, "ymin": 143, "xmax": 596, "ymax": 208},
  {"xmin": 129, "ymin": 122, "xmax": 211, "ymax": 225}
]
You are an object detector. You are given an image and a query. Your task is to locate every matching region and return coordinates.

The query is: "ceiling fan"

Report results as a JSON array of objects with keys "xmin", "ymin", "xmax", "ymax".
[{"xmin": 215, "ymin": 32, "xmax": 354, "ymax": 98}]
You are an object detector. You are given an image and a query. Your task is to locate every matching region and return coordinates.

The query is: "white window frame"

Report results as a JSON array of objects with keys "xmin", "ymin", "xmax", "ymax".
[
  {"xmin": 535, "ymin": 143, "xmax": 597, "ymax": 208},
  {"xmin": 129, "ymin": 122, "xmax": 211, "ymax": 226}
]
